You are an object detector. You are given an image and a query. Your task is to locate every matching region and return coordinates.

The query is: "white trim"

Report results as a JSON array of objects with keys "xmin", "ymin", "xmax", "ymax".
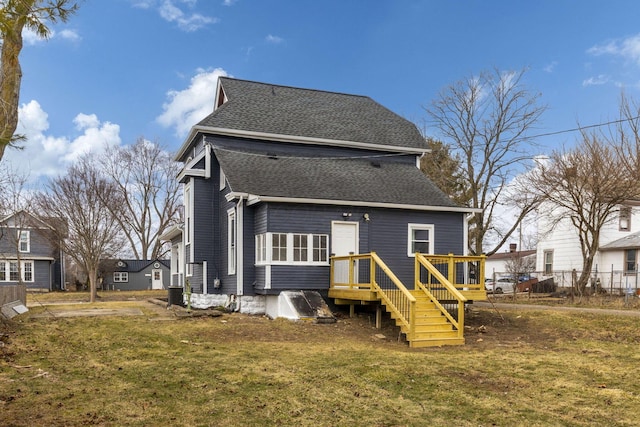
[
  {"xmin": 227, "ymin": 208, "xmax": 236, "ymax": 275},
  {"xmin": 175, "ymin": 125, "xmax": 427, "ymax": 160},
  {"xmin": 255, "ymin": 232, "xmax": 330, "ymax": 266},
  {"xmin": 18, "ymin": 230, "xmax": 30, "ymax": 253},
  {"xmin": 264, "ymin": 264, "xmax": 271, "ymax": 289},
  {"xmin": 240, "ymin": 194, "xmax": 480, "ymax": 214},
  {"xmin": 0, "ymin": 260, "xmax": 35, "ymax": 283},
  {"xmin": 407, "ymin": 223, "xmax": 435, "ymax": 257},
  {"xmin": 220, "ymin": 167, "xmax": 226, "ymax": 191},
  {"xmin": 202, "ymin": 260, "xmax": 208, "ymax": 294}
]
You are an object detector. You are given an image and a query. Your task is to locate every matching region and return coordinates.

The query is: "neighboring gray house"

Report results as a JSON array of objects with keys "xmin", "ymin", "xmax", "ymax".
[
  {"xmin": 100, "ymin": 259, "xmax": 170, "ymax": 291},
  {"xmin": 162, "ymin": 77, "xmax": 476, "ymax": 313},
  {"xmin": 0, "ymin": 211, "xmax": 65, "ymax": 291}
]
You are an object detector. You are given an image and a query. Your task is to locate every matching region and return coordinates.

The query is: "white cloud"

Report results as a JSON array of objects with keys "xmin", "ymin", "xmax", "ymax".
[
  {"xmin": 59, "ymin": 29, "xmax": 81, "ymax": 42},
  {"xmin": 22, "ymin": 27, "xmax": 81, "ymax": 45},
  {"xmin": 266, "ymin": 34, "xmax": 283, "ymax": 44},
  {"xmin": 137, "ymin": 0, "xmax": 217, "ymax": 31},
  {"xmin": 582, "ymin": 74, "xmax": 609, "ymax": 86},
  {"xmin": 222, "ymin": 0, "xmax": 237, "ymax": 5},
  {"xmin": 4, "ymin": 100, "xmax": 121, "ymax": 181},
  {"xmin": 156, "ymin": 68, "xmax": 229, "ymax": 137},
  {"xmin": 543, "ymin": 61, "xmax": 557, "ymax": 73},
  {"xmin": 588, "ymin": 33, "xmax": 640, "ymax": 65}
]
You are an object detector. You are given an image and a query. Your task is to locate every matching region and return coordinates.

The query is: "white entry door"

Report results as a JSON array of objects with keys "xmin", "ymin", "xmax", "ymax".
[
  {"xmin": 331, "ymin": 221, "xmax": 359, "ymax": 284},
  {"xmin": 151, "ymin": 269, "xmax": 163, "ymax": 290}
]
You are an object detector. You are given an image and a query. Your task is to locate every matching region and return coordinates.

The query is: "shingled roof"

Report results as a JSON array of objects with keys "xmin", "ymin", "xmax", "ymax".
[
  {"xmin": 194, "ymin": 77, "xmax": 427, "ymax": 151},
  {"xmin": 215, "ymin": 148, "xmax": 459, "ymax": 209}
]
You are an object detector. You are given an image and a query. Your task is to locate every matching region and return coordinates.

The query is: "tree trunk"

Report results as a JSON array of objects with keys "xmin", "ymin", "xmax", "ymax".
[
  {"xmin": 88, "ymin": 267, "xmax": 98, "ymax": 303},
  {"xmin": 0, "ymin": 9, "xmax": 27, "ymax": 161}
]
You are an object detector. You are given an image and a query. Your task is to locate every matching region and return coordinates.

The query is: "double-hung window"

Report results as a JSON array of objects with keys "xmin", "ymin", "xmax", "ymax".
[
  {"xmin": 255, "ymin": 233, "xmax": 329, "ymax": 265},
  {"xmin": 543, "ymin": 250, "xmax": 554, "ymax": 275},
  {"xmin": 0, "ymin": 261, "xmax": 34, "ymax": 282},
  {"xmin": 625, "ymin": 249, "xmax": 637, "ymax": 274},
  {"xmin": 271, "ymin": 233, "xmax": 287, "ymax": 262},
  {"xmin": 407, "ymin": 224, "xmax": 434, "ymax": 256},
  {"xmin": 18, "ymin": 230, "xmax": 30, "ymax": 253}
]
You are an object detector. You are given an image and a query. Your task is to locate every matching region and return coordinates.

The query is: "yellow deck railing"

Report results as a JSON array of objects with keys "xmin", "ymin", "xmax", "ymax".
[
  {"xmin": 330, "ymin": 252, "xmax": 416, "ymax": 339},
  {"xmin": 329, "ymin": 252, "xmax": 486, "ymax": 345},
  {"xmin": 415, "ymin": 253, "xmax": 467, "ymax": 339}
]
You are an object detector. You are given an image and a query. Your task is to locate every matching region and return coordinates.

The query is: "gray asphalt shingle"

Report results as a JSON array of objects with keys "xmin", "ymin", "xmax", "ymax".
[
  {"xmin": 198, "ymin": 77, "xmax": 427, "ymax": 150},
  {"xmin": 214, "ymin": 148, "xmax": 458, "ymax": 208}
]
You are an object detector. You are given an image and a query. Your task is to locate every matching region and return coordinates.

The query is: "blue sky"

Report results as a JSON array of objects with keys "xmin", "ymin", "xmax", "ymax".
[{"xmin": 8, "ymin": 0, "xmax": 640, "ymax": 180}]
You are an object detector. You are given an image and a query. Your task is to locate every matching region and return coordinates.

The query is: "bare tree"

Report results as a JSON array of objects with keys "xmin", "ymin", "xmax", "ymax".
[
  {"xmin": 0, "ymin": 164, "xmax": 34, "ymax": 286},
  {"xmin": 528, "ymin": 133, "xmax": 639, "ymax": 293},
  {"xmin": 426, "ymin": 68, "xmax": 546, "ymax": 256},
  {"xmin": 100, "ymin": 138, "xmax": 182, "ymax": 260},
  {"xmin": 36, "ymin": 157, "xmax": 124, "ymax": 302},
  {"xmin": 0, "ymin": 0, "xmax": 79, "ymax": 161},
  {"xmin": 419, "ymin": 137, "xmax": 470, "ymax": 205}
]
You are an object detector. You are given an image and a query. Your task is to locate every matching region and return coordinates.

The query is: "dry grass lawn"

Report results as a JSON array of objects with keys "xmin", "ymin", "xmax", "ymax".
[{"xmin": 1, "ymin": 290, "xmax": 639, "ymax": 426}]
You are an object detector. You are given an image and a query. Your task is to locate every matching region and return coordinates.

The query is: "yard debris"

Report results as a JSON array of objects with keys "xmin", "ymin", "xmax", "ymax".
[
  {"xmin": 477, "ymin": 325, "xmax": 488, "ymax": 333},
  {"xmin": 374, "ymin": 334, "xmax": 386, "ymax": 340}
]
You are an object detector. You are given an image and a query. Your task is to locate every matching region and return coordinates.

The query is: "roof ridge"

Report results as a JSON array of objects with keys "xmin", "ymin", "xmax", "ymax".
[{"xmin": 219, "ymin": 76, "xmax": 371, "ymax": 100}]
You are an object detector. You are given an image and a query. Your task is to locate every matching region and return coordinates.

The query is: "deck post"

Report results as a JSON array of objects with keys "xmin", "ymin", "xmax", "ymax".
[
  {"xmin": 349, "ymin": 304, "xmax": 355, "ymax": 318},
  {"xmin": 376, "ymin": 304, "xmax": 382, "ymax": 329}
]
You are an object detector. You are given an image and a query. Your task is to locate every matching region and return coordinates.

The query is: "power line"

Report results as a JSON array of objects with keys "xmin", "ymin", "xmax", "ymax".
[{"xmin": 527, "ymin": 115, "xmax": 640, "ymax": 140}]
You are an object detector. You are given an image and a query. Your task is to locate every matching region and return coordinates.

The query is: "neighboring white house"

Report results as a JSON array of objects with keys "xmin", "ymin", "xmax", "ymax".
[{"xmin": 535, "ymin": 203, "xmax": 640, "ymax": 292}]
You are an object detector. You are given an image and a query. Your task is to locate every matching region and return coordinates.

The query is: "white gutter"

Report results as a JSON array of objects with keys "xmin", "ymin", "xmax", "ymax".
[
  {"xmin": 237, "ymin": 194, "xmax": 480, "ymax": 214},
  {"xmin": 175, "ymin": 125, "xmax": 427, "ymax": 160}
]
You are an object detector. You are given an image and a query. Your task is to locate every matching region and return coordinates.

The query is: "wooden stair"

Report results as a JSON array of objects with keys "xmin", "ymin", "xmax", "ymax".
[{"xmin": 385, "ymin": 290, "xmax": 464, "ymax": 348}]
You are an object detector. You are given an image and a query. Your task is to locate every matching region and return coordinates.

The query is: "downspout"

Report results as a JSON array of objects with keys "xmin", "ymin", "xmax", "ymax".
[
  {"xmin": 236, "ymin": 196, "xmax": 245, "ymax": 297},
  {"xmin": 463, "ymin": 213, "xmax": 471, "ymax": 256}
]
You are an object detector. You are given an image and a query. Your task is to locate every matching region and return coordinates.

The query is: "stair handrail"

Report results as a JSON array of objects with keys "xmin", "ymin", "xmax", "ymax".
[
  {"xmin": 415, "ymin": 253, "xmax": 467, "ymax": 337},
  {"xmin": 369, "ymin": 252, "xmax": 416, "ymax": 339}
]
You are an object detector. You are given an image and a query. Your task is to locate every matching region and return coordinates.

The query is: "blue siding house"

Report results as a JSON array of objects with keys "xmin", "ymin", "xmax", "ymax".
[
  {"xmin": 163, "ymin": 77, "xmax": 476, "ymax": 315},
  {"xmin": 0, "ymin": 211, "xmax": 65, "ymax": 291}
]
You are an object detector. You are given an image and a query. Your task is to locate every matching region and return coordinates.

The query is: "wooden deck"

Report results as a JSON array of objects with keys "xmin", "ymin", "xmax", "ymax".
[{"xmin": 329, "ymin": 252, "xmax": 487, "ymax": 347}]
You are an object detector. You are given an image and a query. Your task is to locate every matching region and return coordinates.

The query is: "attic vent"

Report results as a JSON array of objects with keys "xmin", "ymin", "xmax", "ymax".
[
  {"xmin": 153, "ymin": 262, "xmax": 160, "ymax": 268},
  {"xmin": 370, "ymin": 161, "xmax": 381, "ymax": 168},
  {"xmin": 117, "ymin": 261, "xmax": 125, "ymax": 267}
]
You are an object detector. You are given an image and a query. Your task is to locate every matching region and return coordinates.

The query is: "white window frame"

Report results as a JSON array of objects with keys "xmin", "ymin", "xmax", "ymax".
[
  {"xmin": 620, "ymin": 206, "xmax": 632, "ymax": 231},
  {"xmin": 23, "ymin": 261, "xmax": 33, "ymax": 282},
  {"xmin": 0, "ymin": 260, "xmax": 34, "ymax": 282},
  {"xmin": 271, "ymin": 233, "xmax": 288, "ymax": 263},
  {"xmin": 255, "ymin": 234, "xmax": 267, "ymax": 264},
  {"xmin": 255, "ymin": 232, "xmax": 329, "ymax": 266},
  {"xmin": 543, "ymin": 250, "xmax": 553, "ymax": 275},
  {"xmin": 18, "ymin": 230, "xmax": 30, "ymax": 253},
  {"xmin": 228, "ymin": 209, "xmax": 236, "ymax": 275},
  {"xmin": 220, "ymin": 168, "xmax": 226, "ymax": 191},
  {"xmin": 184, "ymin": 183, "xmax": 192, "ymax": 245},
  {"xmin": 9, "ymin": 261, "xmax": 19, "ymax": 281},
  {"xmin": 407, "ymin": 223, "xmax": 435, "ymax": 257},
  {"xmin": 113, "ymin": 272, "xmax": 129, "ymax": 283},
  {"xmin": 312, "ymin": 235, "xmax": 328, "ymax": 263}
]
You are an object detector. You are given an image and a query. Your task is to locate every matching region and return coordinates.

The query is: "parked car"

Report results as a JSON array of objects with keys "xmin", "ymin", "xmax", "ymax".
[
  {"xmin": 485, "ymin": 277, "xmax": 516, "ymax": 294},
  {"xmin": 485, "ymin": 275, "xmax": 539, "ymax": 294}
]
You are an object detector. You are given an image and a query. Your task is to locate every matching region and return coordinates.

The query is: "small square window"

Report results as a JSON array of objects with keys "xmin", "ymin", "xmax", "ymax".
[{"xmin": 407, "ymin": 224, "xmax": 434, "ymax": 256}]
